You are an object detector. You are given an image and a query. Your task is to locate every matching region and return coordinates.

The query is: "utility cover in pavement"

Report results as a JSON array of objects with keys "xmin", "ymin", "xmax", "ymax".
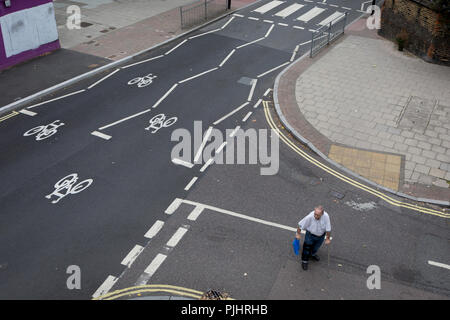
[{"xmin": 397, "ymin": 96, "xmax": 437, "ymax": 133}]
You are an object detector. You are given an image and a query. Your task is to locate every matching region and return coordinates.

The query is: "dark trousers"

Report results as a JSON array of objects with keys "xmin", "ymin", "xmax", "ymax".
[{"xmin": 301, "ymin": 231, "xmax": 325, "ymax": 263}]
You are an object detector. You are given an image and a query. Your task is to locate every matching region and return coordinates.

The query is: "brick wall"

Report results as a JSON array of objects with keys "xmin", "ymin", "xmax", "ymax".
[{"xmin": 379, "ymin": 0, "xmax": 450, "ymax": 65}]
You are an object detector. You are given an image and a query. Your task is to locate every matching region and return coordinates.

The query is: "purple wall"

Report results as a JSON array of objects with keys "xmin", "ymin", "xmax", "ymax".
[{"xmin": 0, "ymin": 0, "xmax": 60, "ymax": 70}]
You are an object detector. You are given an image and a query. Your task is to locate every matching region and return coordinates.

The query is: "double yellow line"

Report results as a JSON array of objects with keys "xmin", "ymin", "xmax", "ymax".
[
  {"xmin": 263, "ymin": 101, "xmax": 449, "ymax": 219},
  {"xmin": 0, "ymin": 111, "xmax": 19, "ymax": 123},
  {"xmin": 93, "ymin": 284, "xmax": 205, "ymax": 300}
]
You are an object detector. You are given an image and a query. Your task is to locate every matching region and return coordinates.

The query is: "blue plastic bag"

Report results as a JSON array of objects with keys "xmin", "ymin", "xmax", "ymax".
[{"xmin": 292, "ymin": 238, "xmax": 300, "ymax": 256}]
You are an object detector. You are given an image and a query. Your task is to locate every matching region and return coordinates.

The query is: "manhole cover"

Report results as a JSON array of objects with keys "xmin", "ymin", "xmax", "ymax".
[{"xmin": 398, "ymin": 96, "xmax": 437, "ymax": 133}]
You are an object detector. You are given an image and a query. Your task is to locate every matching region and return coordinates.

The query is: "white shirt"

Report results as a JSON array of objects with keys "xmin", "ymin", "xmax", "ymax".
[{"xmin": 298, "ymin": 211, "xmax": 331, "ymax": 236}]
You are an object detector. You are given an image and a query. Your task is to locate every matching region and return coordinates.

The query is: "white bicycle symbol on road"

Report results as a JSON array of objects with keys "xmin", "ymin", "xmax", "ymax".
[
  {"xmin": 45, "ymin": 173, "xmax": 93, "ymax": 204},
  {"xmin": 145, "ymin": 113, "xmax": 178, "ymax": 133},
  {"xmin": 128, "ymin": 73, "xmax": 157, "ymax": 88},
  {"xmin": 23, "ymin": 120, "xmax": 64, "ymax": 141}
]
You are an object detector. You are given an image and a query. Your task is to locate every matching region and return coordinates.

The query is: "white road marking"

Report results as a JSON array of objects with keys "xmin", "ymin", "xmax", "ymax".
[
  {"xmin": 194, "ymin": 126, "xmax": 213, "ymax": 163},
  {"xmin": 296, "ymin": 7, "xmax": 326, "ymax": 22},
  {"xmin": 309, "ymin": 29, "xmax": 317, "ymax": 32},
  {"xmin": 248, "ymin": 16, "xmax": 260, "ymax": 20},
  {"xmin": 263, "ymin": 19, "xmax": 274, "ymax": 24},
  {"xmin": 219, "ymin": 49, "xmax": 236, "ymax": 67},
  {"xmin": 254, "ymin": 1, "xmax": 284, "ymax": 14},
  {"xmin": 166, "ymin": 227, "xmax": 188, "ymax": 247},
  {"xmin": 184, "ymin": 176, "xmax": 198, "ymax": 191},
  {"xmin": 229, "ymin": 126, "xmax": 241, "ymax": 137},
  {"xmin": 263, "ymin": 88, "xmax": 272, "ymax": 96},
  {"xmin": 213, "ymin": 102, "xmax": 249, "ymax": 125},
  {"xmin": 428, "ymin": 260, "xmax": 450, "ymax": 270},
  {"xmin": 121, "ymin": 55, "xmax": 164, "ymax": 69},
  {"xmin": 188, "ymin": 206, "xmax": 204, "ymax": 221},
  {"xmin": 144, "ymin": 220, "xmax": 165, "ymax": 239},
  {"xmin": 164, "ymin": 39, "xmax": 188, "ymax": 55},
  {"xmin": 242, "ymin": 111, "xmax": 252, "ymax": 122},
  {"xmin": 265, "ymin": 24, "xmax": 275, "ymax": 37},
  {"xmin": 165, "ymin": 198, "xmax": 183, "ymax": 215},
  {"xmin": 299, "ymin": 39, "xmax": 312, "ymax": 46},
  {"xmin": 215, "ymin": 141, "xmax": 227, "ymax": 154},
  {"xmin": 221, "ymin": 16, "xmax": 235, "ymax": 29},
  {"xmin": 318, "ymin": 11, "xmax": 344, "ymax": 26},
  {"xmin": 178, "ymin": 68, "xmax": 218, "ymax": 84},
  {"xmin": 152, "ymin": 83, "xmax": 178, "ymax": 109},
  {"xmin": 121, "ymin": 245, "xmax": 144, "ymax": 267},
  {"xmin": 361, "ymin": 0, "xmax": 372, "ymax": 11},
  {"xmin": 293, "ymin": 25, "xmax": 305, "ymax": 30},
  {"xmin": 233, "ymin": 13, "xmax": 244, "ymax": 18},
  {"xmin": 257, "ymin": 61, "xmax": 290, "ymax": 78},
  {"xmin": 253, "ymin": 99, "xmax": 263, "ymax": 109},
  {"xmin": 172, "ymin": 158, "xmax": 194, "ymax": 168},
  {"xmin": 329, "ymin": 4, "xmax": 338, "ymax": 7},
  {"xmin": 91, "ymin": 130, "xmax": 112, "ymax": 140},
  {"xmin": 27, "ymin": 89, "xmax": 86, "ymax": 109},
  {"xmin": 342, "ymin": 7, "xmax": 352, "ymax": 10},
  {"xmin": 275, "ymin": 3, "xmax": 304, "ymax": 18},
  {"xmin": 236, "ymin": 37, "xmax": 265, "ymax": 49},
  {"xmin": 278, "ymin": 23, "xmax": 289, "ymax": 26},
  {"xmin": 92, "ymin": 275, "xmax": 118, "ymax": 298},
  {"xmin": 200, "ymin": 158, "xmax": 214, "ymax": 172},
  {"xmin": 88, "ymin": 69, "xmax": 120, "ymax": 89},
  {"xmin": 19, "ymin": 109, "xmax": 37, "ymax": 116},
  {"xmin": 290, "ymin": 44, "xmax": 300, "ymax": 61},
  {"xmin": 98, "ymin": 109, "xmax": 151, "ymax": 130},
  {"xmin": 189, "ymin": 28, "xmax": 221, "ymax": 40},
  {"xmin": 248, "ymin": 79, "xmax": 258, "ymax": 101},
  {"xmin": 143, "ymin": 253, "xmax": 167, "ymax": 277}
]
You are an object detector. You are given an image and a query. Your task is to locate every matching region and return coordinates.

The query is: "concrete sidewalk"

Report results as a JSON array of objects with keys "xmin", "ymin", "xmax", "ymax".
[
  {"xmin": 275, "ymin": 18, "xmax": 450, "ymax": 205},
  {"xmin": 0, "ymin": 0, "xmax": 256, "ymax": 109}
]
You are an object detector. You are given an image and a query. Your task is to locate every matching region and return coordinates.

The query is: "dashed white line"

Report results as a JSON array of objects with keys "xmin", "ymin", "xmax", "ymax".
[
  {"xmin": 428, "ymin": 260, "xmax": 450, "ymax": 270},
  {"xmin": 233, "ymin": 13, "xmax": 244, "ymax": 18},
  {"xmin": 19, "ymin": 109, "xmax": 37, "ymax": 116},
  {"xmin": 278, "ymin": 23, "xmax": 289, "ymax": 27},
  {"xmin": 98, "ymin": 108, "xmax": 151, "ymax": 130},
  {"xmin": 88, "ymin": 69, "xmax": 120, "ymax": 90},
  {"xmin": 215, "ymin": 142, "xmax": 227, "ymax": 154},
  {"xmin": 248, "ymin": 79, "xmax": 258, "ymax": 101},
  {"xmin": 254, "ymin": 99, "xmax": 263, "ymax": 109},
  {"xmin": 265, "ymin": 24, "xmax": 275, "ymax": 37},
  {"xmin": 219, "ymin": 49, "xmax": 236, "ymax": 67},
  {"xmin": 189, "ymin": 28, "xmax": 221, "ymax": 40},
  {"xmin": 236, "ymin": 37, "xmax": 265, "ymax": 49},
  {"xmin": 121, "ymin": 245, "xmax": 144, "ymax": 268},
  {"xmin": 27, "ymin": 89, "xmax": 86, "ymax": 109},
  {"xmin": 91, "ymin": 130, "xmax": 112, "ymax": 140},
  {"xmin": 229, "ymin": 126, "xmax": 241, "ymax": 137},
  {"xmin": 194, "ymin": 126, "xmax": 213, "ymax": 163},
  {"xmin": 187, "ymin": 206, "xmax": 204, "ymax": 221},
  {"xmin": 213, "ymin": 102, "xmax": 249, "ymax": 125},
  {"xmin": 179, "ymin": 68, "xmax": 218, "ymax": 84},
  {"xmin": 221, "ymin": 16, "xmax": 235, "ymax": 29},
  {"xmin": 92, "ymin": 275, "xmax": 118, "ymax": 298},
  {"xmin": 248, "ymin": 16, "xmax": 260, "ymax": 21},
  {"xmin": 152, "ymin": 83, "xmax": 178, "ymax": 108},
  {"xmin": 165, "ymin": 39, "xmax": 188, "ymax": 55},
  {"xmin": 257, "ymin": 61, "xmax": 290, "ymax": 78},
  {"xmin": 263, "ymin": 20, "xmax": 274, "ymax": 24},
  {"xmin": 144, "ymin": 220, "xmax": 165, "ymax": 239},
  {"xmin": 242, "ymin": 111, "xmax": 252, "ymax": 122},
  {"xmin": 293, "ymin": 26, "xmax": 305, "ymax": 30},
  {"xmin": 143, "ymin": 253, "xmax": 167, "ymax": 278},
  {"xmin": 166, "ymin": 227, "xmax": 189, "ymax": 247},
  {"xmin": 121, "ymin": 55, "xmax": 164, "ymax": 69},
  {"xmin": 184, "ymin": 177, "xmax": 198, "ymax": 191},
  {"xmin": 263, "ymin": 88, "xmax": 272, "ymax": 96},
  {"xmin": 342, "ymin": 7, "xmax": 352, "ymax": 10},
  {"xmin": 165, "ymin": 198, "xmax": 183, "ymax": 215},
  {"xmin": 200, "ymin": 158, "xmax": 214, "ymax": 172},
  {"xmin": 172, "ymin": 158, "xmax": 194, "ymax": 168},
  {"xmin": 329, "ymin": 4, "xmax": 338, "ymax": 7}
]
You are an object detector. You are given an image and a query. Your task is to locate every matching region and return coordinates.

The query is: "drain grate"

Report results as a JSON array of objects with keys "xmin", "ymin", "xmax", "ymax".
[{"xmin": 397, "ymin": 96, "xmax": 437, "ymax": 133}]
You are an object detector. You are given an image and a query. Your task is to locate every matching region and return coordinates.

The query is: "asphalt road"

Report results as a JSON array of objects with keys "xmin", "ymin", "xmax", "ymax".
[{"xmin": 0, "ymin": 0, "xmax": 448, "ymax": 300}]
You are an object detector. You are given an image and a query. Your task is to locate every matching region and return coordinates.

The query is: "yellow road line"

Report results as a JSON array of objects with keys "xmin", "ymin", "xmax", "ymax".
[
  {"xmin": 0, "ymin": 111, "xmax": 19, "ymax": 123},
  {"xmin": 263, "ymin": 102, "xmax": 449, "ymax": 219},
  {"xmin": 93, "ymin": 284, "xmax": 203, "ymax": 300},
  {"xmin": 102, "ymin": 288, "xmax": 202, "ymax": 300}
]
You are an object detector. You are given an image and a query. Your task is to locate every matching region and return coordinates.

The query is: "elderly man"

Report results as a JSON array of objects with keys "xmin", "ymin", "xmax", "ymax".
[{"xmin": 296, "ymin": 205, "xmax": 331, "ymax": 271}]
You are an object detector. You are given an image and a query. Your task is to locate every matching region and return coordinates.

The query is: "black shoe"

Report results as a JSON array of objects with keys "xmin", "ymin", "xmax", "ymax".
[
  {"xmin": 311, "ymin": 255, "xmax": 320, "ymax": 262},
  {"xmin": 302, "ymin": 262, "xmax": 308, "ymax": 270}
]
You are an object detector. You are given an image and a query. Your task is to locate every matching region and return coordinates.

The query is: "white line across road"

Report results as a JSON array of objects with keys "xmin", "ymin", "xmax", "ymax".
[
  {"xmin": 318, "ymin": 11, "xmax": 344, "ymax": 26},
  {"xmin": 152, "ymin": 83, "xmax": 178, "ymax": 108},
  {"xmin": 229, "ymin": 125, "xmax": 241, "ymax": 137},
  {"xmin": 91, "ymin": 130, "xmax": 112, "ymax": 140},
  {"xmin": 121, "ymin": 245, "xmax": 144, "ymax": 268},
  {"xmin": 296, "ymin": 7, "xmax": 326, "ymax": 22},
  {"xmin": 189, "ymin": 28, "xmax": 221, "ymax": 40},
  {"xmin": 172, "ymin": 158, "xmax": 194, "ymax": 168},
  {"xmin": 165, "ymin": 198, "xmax": 183, "ymax": 215},
  {"xmin": 221, "ymin": 16, "xmax": 235, "ymax": 29},
  {"xmin": 253, "ymin": 0, "xmax": 284, "ymax": 14},
  {"xmin": 219, "ymin": 49, "xmax": 236, "ymax": 67},
  {"xmin": 19, "ymin": 109, "xmax": 37, "ymax": 116},
  {"xmin": 213, "ymin": 102, "xmax": 249, "ymax": 125},
  {"xmin": 200, "ymin": 158, "xmax": 214, "ymax": 172},
  {"xmin": 242, "ymin": 111, "xmax": 252, "ymax": 122},
  {"xmin": 92, "ymin": 275, "xmax": 118, "ymax": 298},
  {"xmin": 194, "ymin": 126, "xmax": 213, "ymax": 163},
  {"xmin": 236, "ymin": 37, "xmax": 265, "ymax": 49},
  {"xmin": 27, "ymin": 89, "xmax": 86, "ymax": 109},
  {"xmin": 98, "ymin": 108, "xmax": 151, "ymax": 131},
  {"xmin": 88, "ymin": 69, "xmax": 120, "ymax": 90},
  {"xmin": 248, "ymin": 79, "xmax": 258, "ymax": 101},
  {"xmin": 257, "ymin": 61, "xmax": 290, "ymax": 78},
  {"xmin": 274, "ymin": 3, "xmax": 304, "ymax": 18},
  {"xmin": 121, "ymin": 55, "xmax": 164, "ymax": 69},
  {"xmin": 143, "ymin": 253, "xmax": 167, "ymax": 278},
  {"xmin": 178, "ymin": 68, "xmax": 218, "ymax": 84},
  {"xmin": 184, "ymin": 177, "xmax": 198, "ymax": 191},
  {"xmin": 166, "ymin": 227, "xmax": 189, "ymax": 247},
  {"xmin": 265, "ymin": 24, "xmax": 275, "ymax": 38},
  {"xmin": 165, "ymin": 39, "xmax": 188, "ymax": 55},
  {"xmin": 253, "ymin": 99, "xmax": 263, "ymax": 109},
  {"xmin": 428, "ymin": 260, "xmax": 450, "ymax": 270},
  {"xmin": 144, "ymin": 220, "xmax": 165, "ymax": 239},
  {"xmin": 215, "ymin": 141, "xmax": 227, "ymax": 154}
]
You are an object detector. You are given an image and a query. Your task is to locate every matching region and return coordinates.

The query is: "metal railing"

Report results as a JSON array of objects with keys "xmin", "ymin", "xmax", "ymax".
[
  {"xmin": 180, "ymin": 0, "xmax": 229, "ymax": 29},
  {"xmin": 310, "ymin": 12, "xmax": 347, "ymax": 57}
]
